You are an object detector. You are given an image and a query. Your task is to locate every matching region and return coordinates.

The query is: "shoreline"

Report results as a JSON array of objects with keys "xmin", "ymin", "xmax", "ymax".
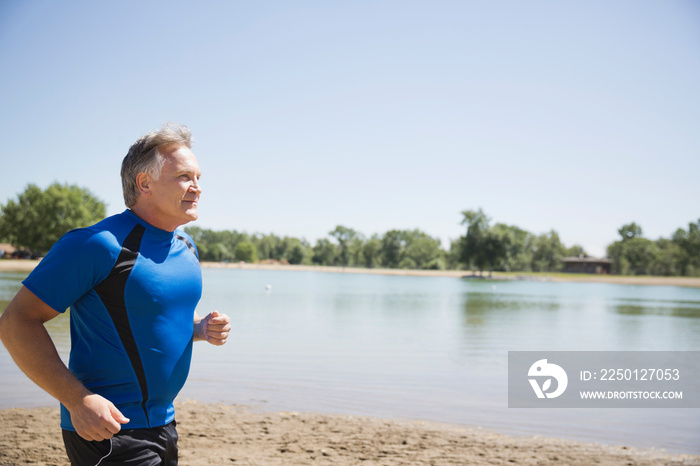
[
  {"xmin": 203, "ymin": 262, "xmax": 700, "ymax": 287},
  {"xmin": 1, "ymin": 401, "xmax": 698, "ymax": 465},
  {"xmin": 2, "ymin": 259, "xmax": 700, "ymax": 288}
]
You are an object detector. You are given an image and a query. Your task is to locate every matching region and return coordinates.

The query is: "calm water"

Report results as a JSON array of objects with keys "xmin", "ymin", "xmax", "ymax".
[{"xmin": 1, "ymin": 269, "xmax": 699, "ymax": 454}]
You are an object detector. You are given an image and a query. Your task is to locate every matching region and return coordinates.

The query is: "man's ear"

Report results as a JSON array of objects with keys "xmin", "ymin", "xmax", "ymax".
[{"xmin": 136, "ymin": 172, "xmax": 152, "ymax": 196}]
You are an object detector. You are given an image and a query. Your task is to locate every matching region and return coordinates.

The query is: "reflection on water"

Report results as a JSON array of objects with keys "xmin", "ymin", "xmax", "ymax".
[
  {"xmin": 612, "ymin": 301, "xmax": 700, "ymax": 319},
  {"xmin": 1, "ymin": 269, "xmax": 700, "ymax": 454},
  {"xmin": 464, "ymin": 291, "xmax": 562, "ymax": 313},
  {"xmin": 462, "ymin": 291, "xmax": 561, "ymax": 328}
]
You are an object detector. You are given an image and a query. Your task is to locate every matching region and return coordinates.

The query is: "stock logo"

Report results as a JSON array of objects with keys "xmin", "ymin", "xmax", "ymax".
[{"xmin": 528, "ymin": 359, "xmax": 568, "ymax": 399}]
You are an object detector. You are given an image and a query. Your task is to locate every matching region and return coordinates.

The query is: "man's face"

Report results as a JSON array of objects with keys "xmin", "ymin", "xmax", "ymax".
[{"xmin": 147, "ymin": 144, "xmax": 202, "ymax": 231}]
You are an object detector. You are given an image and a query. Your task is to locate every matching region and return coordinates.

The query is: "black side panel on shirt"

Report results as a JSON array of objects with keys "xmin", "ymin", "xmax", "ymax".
[
  {"xmin": 94, "ymin": 224, "xmax": 150, "ymax": 426},
  {"xmin": 175, "ymin": 234, "xmax": 198, "ymax": 259}
]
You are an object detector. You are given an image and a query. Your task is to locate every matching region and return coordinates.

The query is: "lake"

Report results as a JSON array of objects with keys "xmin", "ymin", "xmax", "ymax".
[{"xmin": 1, "ymin": 268, "xmax": 699, "ymax": 454}]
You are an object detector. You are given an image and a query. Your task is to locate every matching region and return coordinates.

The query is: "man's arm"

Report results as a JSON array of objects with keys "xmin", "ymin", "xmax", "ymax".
[
  {"xmin": 193, "ymin": 310, "xmax": 231, "ymax": 345},
  {"xmin": 0, "ymin": 286, "xmax": 128, "ymax": 441}
]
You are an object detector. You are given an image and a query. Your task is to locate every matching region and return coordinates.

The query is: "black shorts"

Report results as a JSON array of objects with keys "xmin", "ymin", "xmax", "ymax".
[{"xmin": 62, "ymin": 420, "xmax": 178, "ymax": 466}]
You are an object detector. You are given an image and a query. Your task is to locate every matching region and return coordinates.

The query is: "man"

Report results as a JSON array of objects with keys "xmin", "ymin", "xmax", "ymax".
[{"xmin": 0, "ymin": 122, "xmax": 231, "ymax": 465}]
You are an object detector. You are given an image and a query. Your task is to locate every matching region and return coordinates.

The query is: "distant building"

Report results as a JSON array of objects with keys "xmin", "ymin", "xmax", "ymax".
[{"xmin": 561, "ymin": 256, "xmax": 612, "ymax": 274}]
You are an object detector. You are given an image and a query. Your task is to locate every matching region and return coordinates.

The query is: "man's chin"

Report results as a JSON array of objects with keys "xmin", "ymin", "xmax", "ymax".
[{"xmin": 178, "ymin": 207, "xmax": 198, "ymax": 225}]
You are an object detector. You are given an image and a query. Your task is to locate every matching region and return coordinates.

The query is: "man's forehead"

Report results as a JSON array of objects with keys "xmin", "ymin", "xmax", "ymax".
[
  {"xmin": 159, "ymin": 143, "xmax": 191, "ymax": 157},
  {"xmin": 161, "ymin": 145, "xmax": 199, "ymax": 168}
]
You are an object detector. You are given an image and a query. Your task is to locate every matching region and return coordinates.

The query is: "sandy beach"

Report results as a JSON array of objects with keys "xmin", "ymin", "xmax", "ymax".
[
  {"xmin": 2, "ymin": 259, "xmax": 700, "ymax": 288},
  {"xmin": 203, "ymin": 261, "xmax": 700, "ymax": 288},
  {"xmin": 0, "ymin": 401, "xmax": 698, "ymax": 466},
  {"xmin": 0, "ymin": 259, "xmax": 39, "ymax": 273}
]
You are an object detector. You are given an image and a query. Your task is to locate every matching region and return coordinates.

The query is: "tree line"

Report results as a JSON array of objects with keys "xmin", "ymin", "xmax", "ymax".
[
  {"xmin": 184, "ymin": 225, "xmax": 449, "ymax": 270},
  {"xmin": 0, "ymin": 184, "xmax": 698, "ymax": 276},
  {"xmin": 606, "ymin": 222, "xmax": 700, "ymax": 276},
  {"xmin": 185, "ymin": 215, "xmax": 584, "ymax": 273},
  {"xmin": 457, "ymin": 209, "xmax": 700, "ymax": 277}
]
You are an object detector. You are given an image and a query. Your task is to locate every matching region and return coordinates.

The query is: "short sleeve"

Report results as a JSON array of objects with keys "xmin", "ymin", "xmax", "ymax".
[{"xmin": 22, "ymin": 228, "xmax": 119, "ymax": 313}]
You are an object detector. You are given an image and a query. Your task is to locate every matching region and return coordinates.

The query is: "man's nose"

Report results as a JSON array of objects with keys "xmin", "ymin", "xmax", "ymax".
[{"xmin": 190, "ymin": 178, "xmax": 202, "ymax": 194}]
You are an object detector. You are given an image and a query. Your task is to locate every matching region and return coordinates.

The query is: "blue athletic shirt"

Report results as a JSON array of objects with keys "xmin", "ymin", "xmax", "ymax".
[{"xmin": 23, "ymin": 209, "xmax": 202, "ymax": 431}]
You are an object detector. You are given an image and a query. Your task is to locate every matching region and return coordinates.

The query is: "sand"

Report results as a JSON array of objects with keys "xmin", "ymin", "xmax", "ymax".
[
  {"xmin": 2, "ymin": 259, "xmax": 700, "ymax": 288},
  {"xmin": 0, "ymin": 401, "xmax": 698, "ymax": 466},
  {"xmin": 0, "ymin": 260, "xmax": 39, "ymax": 273},
  {"xmin": 202, "ymin": 261, "xmax": 700, "ymax": 288}
]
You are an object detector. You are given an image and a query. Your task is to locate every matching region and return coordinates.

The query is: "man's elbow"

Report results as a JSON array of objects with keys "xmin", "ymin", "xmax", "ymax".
[
  {"xmin": 0, "ymin": 294, "xmax": 30, "ymax": 345},
  {"xmin": 0, "ymin": 306, "xmax": 12, "ymax": 346}
]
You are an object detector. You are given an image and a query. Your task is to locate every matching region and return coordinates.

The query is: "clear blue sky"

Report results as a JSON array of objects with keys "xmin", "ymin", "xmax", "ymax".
[{"xmin": 1, "ymin": 0, "xmax": 698, "ymax": 257}]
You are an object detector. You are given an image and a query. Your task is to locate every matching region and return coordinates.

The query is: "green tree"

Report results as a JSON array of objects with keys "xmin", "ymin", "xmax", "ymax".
[
  {"xmin": 653, "ymin": 238, "xmax": 682, "ymax": 276},
  {"xmin": 209, "ymin": 242, "xmax": 233, "ymax": 262},
  {"xmin": 564, "ymin": 244, "xmax": 587, "ymax": 258},
  {"xmin": 619, "ymin": 237, "xmax": 659, "ymax": 275},
  {"xmin": 491, "ymin": 223, "xmax": 532, "ymax": 271},
  {"xmin": 253, "ymin": 233, "xmax": 279, "ymax": 261},
  {"xmin": 483, "ymin": 227, "xmax": 510, "ymax": 274},
  {"xmin": 329, "ymin": 225, "xmax": 362, "ymax": 266},
  {"xmin": 530, "ymin": 230, "xmax": 566, "ymax": 272},
  {"xmin": 672, "ymin": 219, "xmax": 700, "ymax": 276},
  {"xmin": 375, "ymin": 229, "xmax": 444, "ymax": 269},
  {"xmin": 618, "ymin": 222, "xmax": 643, "ymax": 241},
  {"xmin": 403, "ymin": 230, "xmax": 444, "ymax": 270},
  {"xmin": 349, "ymin": 237, "xmax": 365, "ymax": 266},
  {"xmin": 459, "ymin": 208, "xmax": 496, "ymax": 274},
  {"xmin": 380, "ymin": 230, "xmax": 405, "ymax": 268},
  {"xmin": 273, "ymin": 236, "xmax": 313, "ymax": 265},
  {"xmin": 361, "ymin": 235, "xmax": 382, "ymax": 268},
  {"xmin": 287, "ymin": 239, "xmax": 312, "ymax": 265},
  {"xmin": 312, "ymin": 238, "xmax": 338, "ymax": 266},
  {"xmin": 0, "ymin": 183, "xmax": 106, "ymax": 256},
  {"xmin": 233, "ymin": 241, "xmax": 258, "ymax": 263},
  {"xmin": 446, "ymin": 239, "xmax": 463, "ymax": 270},
  {"xmin": 607, "ymin": 224, "xmax": 661, "ymax": 275}
]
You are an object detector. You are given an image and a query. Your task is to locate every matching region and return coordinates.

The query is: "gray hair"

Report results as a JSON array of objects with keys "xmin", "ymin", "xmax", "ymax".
[{"xmin": 121, "ymin": 122, "xmax": 193, "ymax": 208}]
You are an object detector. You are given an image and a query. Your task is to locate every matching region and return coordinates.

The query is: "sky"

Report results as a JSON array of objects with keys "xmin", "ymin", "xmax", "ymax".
[{"xmin": 0, "ymin": 0, "xmax": 698, "ymax": 257}]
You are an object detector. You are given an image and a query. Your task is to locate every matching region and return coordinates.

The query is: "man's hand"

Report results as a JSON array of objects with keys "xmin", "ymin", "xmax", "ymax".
[
  {"xmin": 67, "ymin": 393, "xmax": 129, "ymax": 441},
  {"xmin": 194, "ymin": 311, "xmax": 231, "ymax": 345}
]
